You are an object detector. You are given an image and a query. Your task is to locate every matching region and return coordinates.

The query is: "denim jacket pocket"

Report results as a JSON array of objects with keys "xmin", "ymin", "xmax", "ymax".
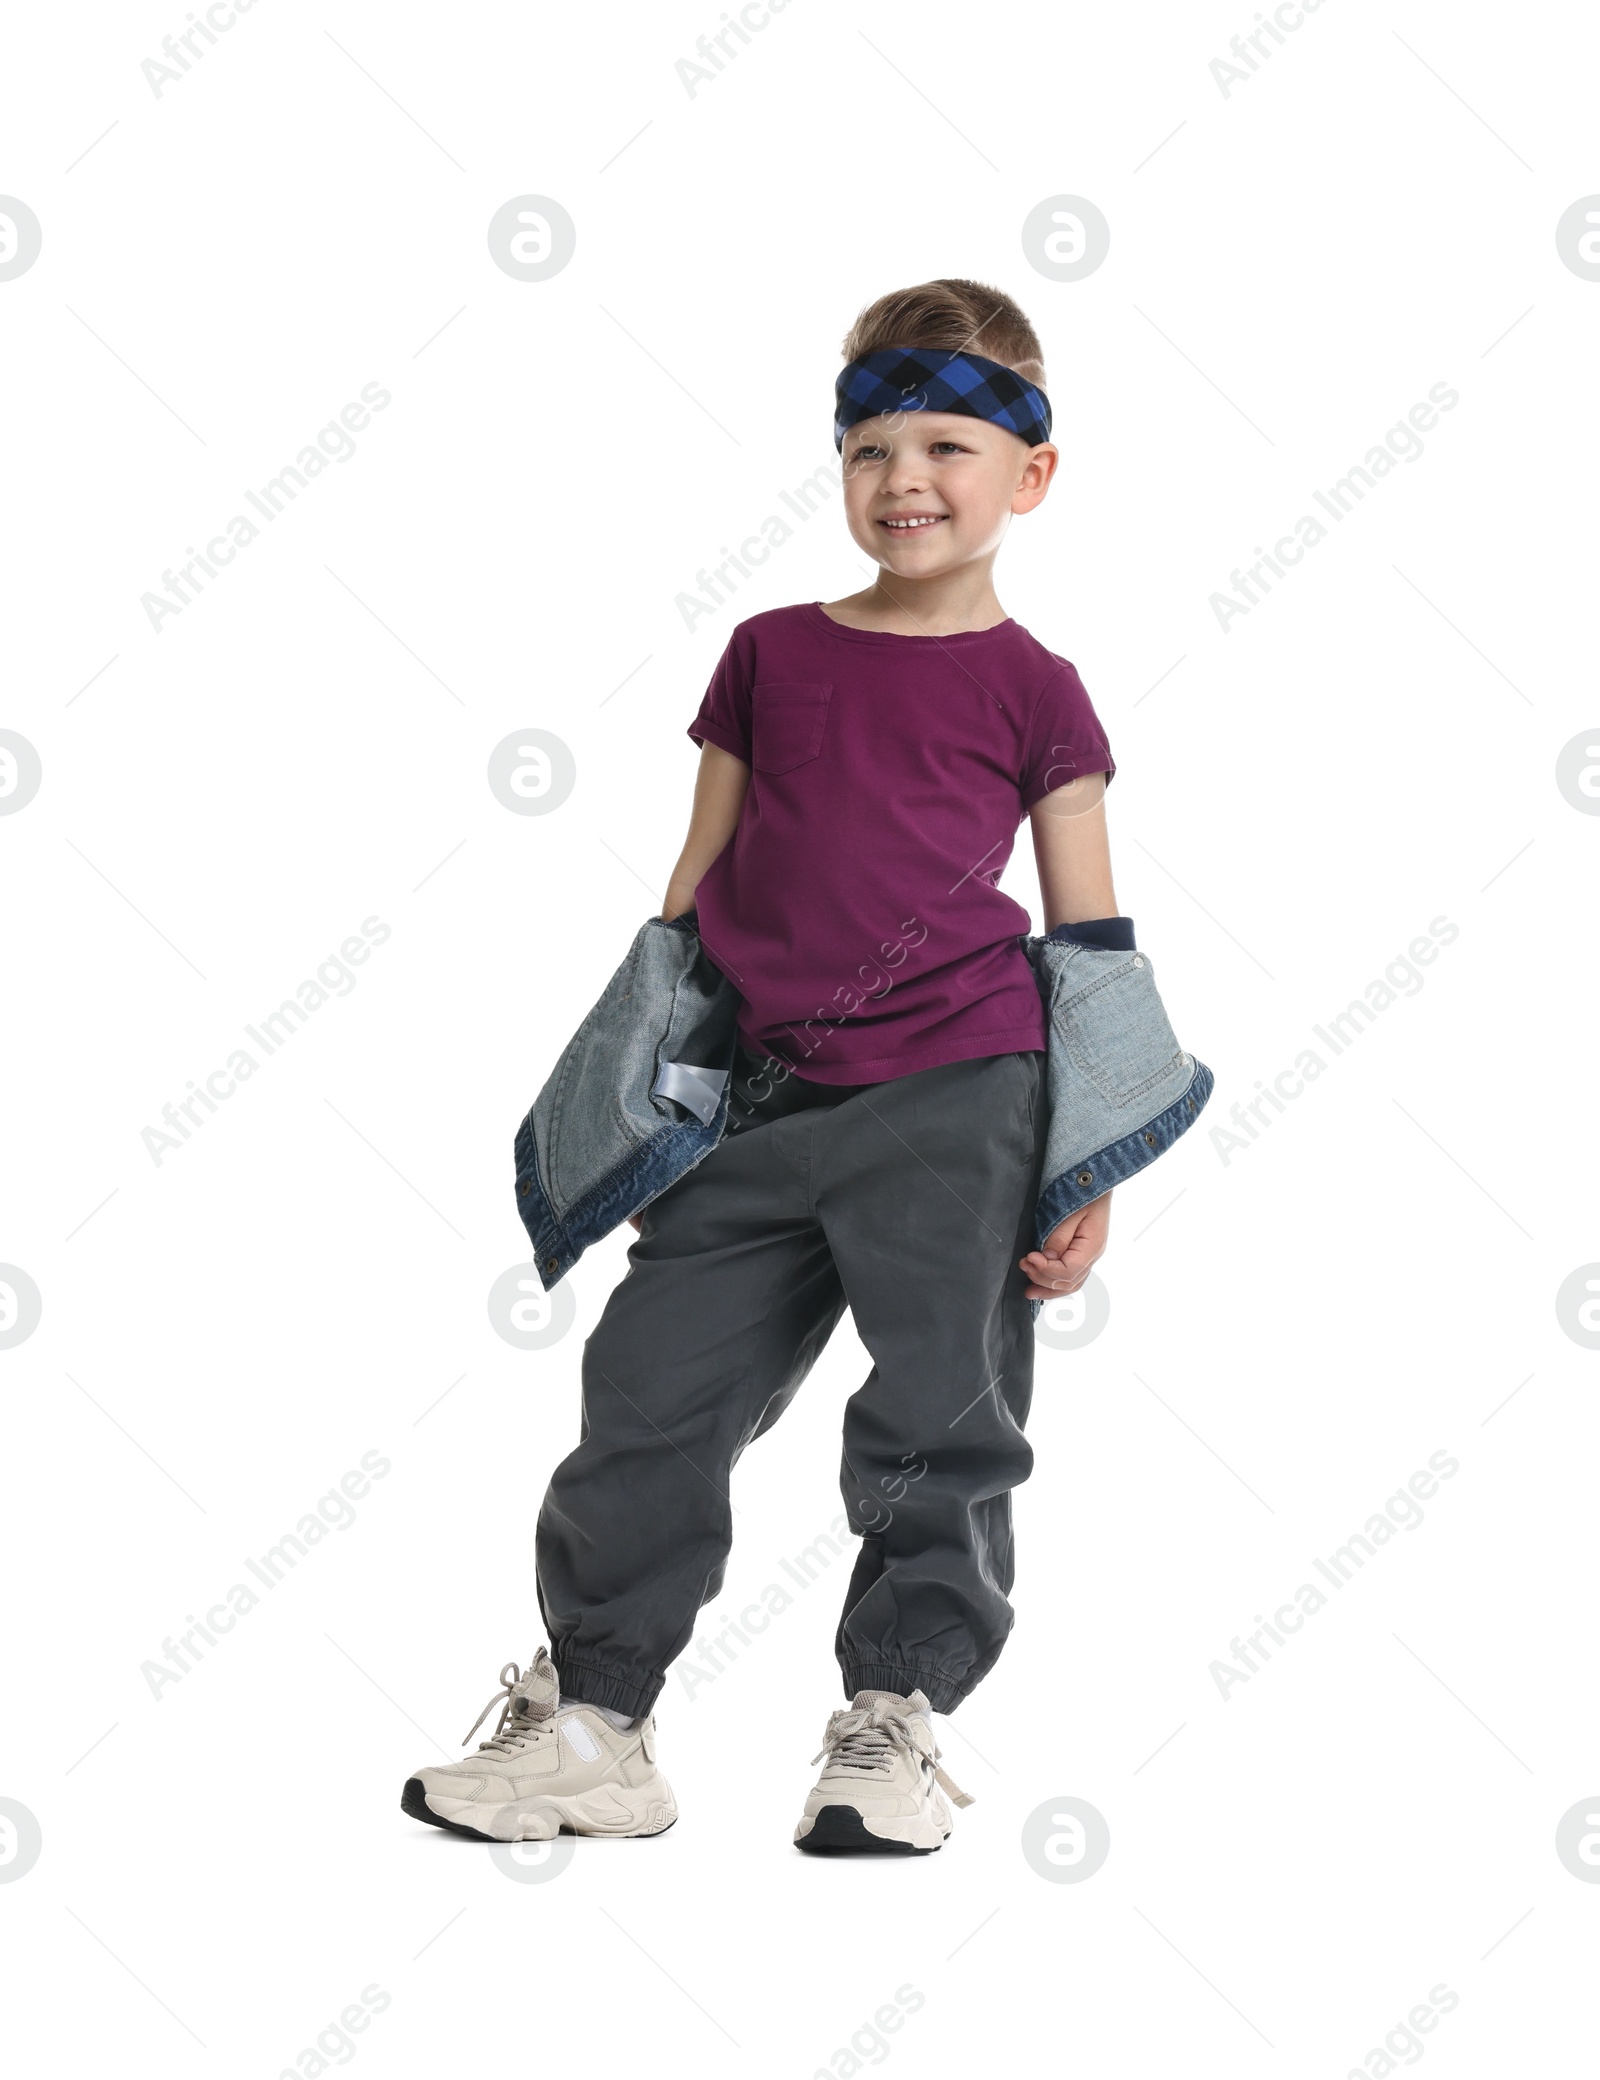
[
  {"xmin": 751, "ymin": 682, "xmax": 832, "ymax": 773},
  {"xmin": 1052, "ymin": 952, "xmax": 1183, "ymax": 1107}
]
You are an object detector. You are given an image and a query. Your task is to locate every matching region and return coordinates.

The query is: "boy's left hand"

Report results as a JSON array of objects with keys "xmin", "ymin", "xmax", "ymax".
[{"xmin": 1019, "ymin": 1192, "xmax": 1110, "ymax": 1300}]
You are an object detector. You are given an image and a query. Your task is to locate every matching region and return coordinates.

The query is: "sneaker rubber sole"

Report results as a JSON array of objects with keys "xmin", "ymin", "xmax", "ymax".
[
  {"xmin": 794, "ymin": 1804, "xmax": 947, "ymax": 1855},
  {"xmin": 401, "ymin": 1775, "xmax": 677, "ymax": 1842}
]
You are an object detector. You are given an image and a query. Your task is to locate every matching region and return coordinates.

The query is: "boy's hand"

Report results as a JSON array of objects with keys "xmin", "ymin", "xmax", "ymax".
[{"xmin": 1019, "ymin": 1193, "xmax": 1110, "ymax": 1300}]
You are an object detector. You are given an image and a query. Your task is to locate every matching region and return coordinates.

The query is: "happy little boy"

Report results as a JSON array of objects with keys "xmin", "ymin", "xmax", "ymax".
[{"xmin": 406, "ymin": 277, "xmax": 1151, "ymax": 1855}]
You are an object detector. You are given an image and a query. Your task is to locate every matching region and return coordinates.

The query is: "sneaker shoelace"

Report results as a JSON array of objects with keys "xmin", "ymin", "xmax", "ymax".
[
  {"xmin": 460, "ymin": 1651, "xmax": 559, "ymax": 1754},
  {"xmin": 812, "ymin": 1702, "xmax": 973, "ymax": 1808}
]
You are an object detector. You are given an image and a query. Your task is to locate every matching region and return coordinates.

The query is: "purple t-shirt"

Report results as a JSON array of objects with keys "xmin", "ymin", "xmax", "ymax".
[{"xmin": 686, "ymin": 601, "xmax": 1115, "ymax": 1085}]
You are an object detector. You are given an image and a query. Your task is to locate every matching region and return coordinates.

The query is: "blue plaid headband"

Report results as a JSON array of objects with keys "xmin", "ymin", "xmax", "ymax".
[{"xmin": 834, "ymin": 347, "xmax": 1052, "ymax": 452}]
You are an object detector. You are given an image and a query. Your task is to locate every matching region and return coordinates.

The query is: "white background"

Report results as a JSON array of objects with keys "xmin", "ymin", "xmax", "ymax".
[{"xmin": 3, "ymin": 1, "xmax": 1598, "ymax": 2073}]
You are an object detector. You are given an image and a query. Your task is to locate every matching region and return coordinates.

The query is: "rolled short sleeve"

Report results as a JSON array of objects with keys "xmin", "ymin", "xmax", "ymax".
[
  {"xmin": 1019, "ymin": 662, "xmax": 1115, "ymax": 810},
  {"xmin": 686, "ymin": 631, "xmax": 753, "ymax": 764}
]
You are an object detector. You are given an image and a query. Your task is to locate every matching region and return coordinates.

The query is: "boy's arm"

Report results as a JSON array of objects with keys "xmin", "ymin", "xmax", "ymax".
[
  {"xmin": 662, "ymin": 743, "xmax": 750, "ymax": 921},
  {"xmin": 1021, "ymin": 771, "xmax": 1117, "ymax": 1298},
  {"xmin": 1028, "ymin": 770, "xmax": 1115, "ymax": 929}
]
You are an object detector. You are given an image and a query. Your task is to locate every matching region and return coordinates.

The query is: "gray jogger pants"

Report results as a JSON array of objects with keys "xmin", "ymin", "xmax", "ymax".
[{"xmin": 534, "ymin": 1043, "xmax": 1048, "ymax": 1717}]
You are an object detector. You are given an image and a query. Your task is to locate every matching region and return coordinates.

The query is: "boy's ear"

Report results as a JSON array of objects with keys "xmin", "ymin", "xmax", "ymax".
[{"xmin": 1014, "ymin": 444, "xmax": 1059, "ymax": 511}]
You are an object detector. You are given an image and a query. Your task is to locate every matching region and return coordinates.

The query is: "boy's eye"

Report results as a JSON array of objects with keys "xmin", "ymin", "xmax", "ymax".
[{"xmin": 850, "ymin": 441, "xmax": 965, "ymax": 462}]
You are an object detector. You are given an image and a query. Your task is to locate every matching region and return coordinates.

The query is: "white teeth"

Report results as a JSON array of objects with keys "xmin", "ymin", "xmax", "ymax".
[{"xmin": 884, "ymin": 516, "xmax": 944, "ymax": 528}]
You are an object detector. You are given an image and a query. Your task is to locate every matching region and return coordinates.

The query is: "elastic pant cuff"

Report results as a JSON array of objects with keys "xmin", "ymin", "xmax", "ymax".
[
  {"xmin": 841, "ymin": 1660, "xmax": 970, "ymax": 1716},
  {"xmin": 551, "ymin": 1654, "xmax": 662, "ymax": 1720}
]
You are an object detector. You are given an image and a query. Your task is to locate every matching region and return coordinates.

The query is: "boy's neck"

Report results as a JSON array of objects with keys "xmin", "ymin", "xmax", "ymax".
[{"xmin": 820, "ymin": 569, "xmax": 1010, "ymax": 639}]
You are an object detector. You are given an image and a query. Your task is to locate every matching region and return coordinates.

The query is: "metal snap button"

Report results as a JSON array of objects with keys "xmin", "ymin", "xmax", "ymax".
[
  {"xmin": 545, "ymin": 1256, "xmax": 559, "ymax": 1274},
  {"xmin": 1132, "ymin": 955, "xmax": 1144, "ymax": 967},
  {"xmin": 1076, "ymin": 1170, "xmax": 1092, "ymax": 1186},
  {"xmin": 1144, "ymin": 1132, "xmax": 1156, "ymax": 1146},
  {"xmin": 518, "ymin": 1179, "xmax": 530, "ymax": 1196}
]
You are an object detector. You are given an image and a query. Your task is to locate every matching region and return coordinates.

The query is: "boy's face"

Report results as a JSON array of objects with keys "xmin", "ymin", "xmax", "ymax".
[{"xmin": 839, "ymin": 409, "xmax": 1058, "ymax": 578}]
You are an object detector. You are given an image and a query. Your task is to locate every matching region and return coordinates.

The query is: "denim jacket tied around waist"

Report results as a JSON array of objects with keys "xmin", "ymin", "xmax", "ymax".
[{"xmin": 515, "ymin": 914, "xmax": 1212, "ymax": 1303}]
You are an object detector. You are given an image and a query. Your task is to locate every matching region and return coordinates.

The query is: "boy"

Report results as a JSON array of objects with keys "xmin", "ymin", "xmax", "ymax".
[{"xmin": 406, "ymin": 279, "xmax": 1137, "ymax": 1855}]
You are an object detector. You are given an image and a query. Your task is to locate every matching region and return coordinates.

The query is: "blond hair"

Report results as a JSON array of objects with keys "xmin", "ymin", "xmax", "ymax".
[{"xmin": 840, "ymin": 277, "xmax": 1047, "ymax": 390}]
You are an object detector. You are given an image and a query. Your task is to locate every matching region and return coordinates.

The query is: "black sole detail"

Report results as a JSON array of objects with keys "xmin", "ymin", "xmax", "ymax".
[
  {"xmin": 795, "ymin": 1804, "xmax": 944, "ymax": 1856},
  {"xmin": 400, "ymin": 1777, "xmax": 678, "ymax": 1842},
  {"xmin": 403, "ymin": 1776, "xmax": 499, "ymax": 1840}
]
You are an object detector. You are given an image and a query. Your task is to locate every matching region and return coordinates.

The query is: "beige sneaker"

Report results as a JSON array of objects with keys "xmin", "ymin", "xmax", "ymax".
[
  {"xmin": 793, "ymin": 1688, "xmax": 973, "ymax": 1855},
  {"xmin": 401, "ymin": 1648, "xmax": 677, "ymax": 1842}
]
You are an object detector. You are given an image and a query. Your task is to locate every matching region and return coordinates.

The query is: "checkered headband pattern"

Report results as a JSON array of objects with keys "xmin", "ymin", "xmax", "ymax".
[{"xmin": 833, "ymin": 348, "xmax": 1052, "ymax": 451}]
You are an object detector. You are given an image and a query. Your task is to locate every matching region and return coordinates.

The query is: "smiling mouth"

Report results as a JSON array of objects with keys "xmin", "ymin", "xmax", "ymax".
[{"xmin": 879, "ymin": 515, "xmax": 948, "ymax": 532}]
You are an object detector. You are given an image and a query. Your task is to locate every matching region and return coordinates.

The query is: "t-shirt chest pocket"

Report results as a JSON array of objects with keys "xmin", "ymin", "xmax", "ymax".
[{"xmin": 750, "ymin": 682, "xmax": 833, "ymax": 774}]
